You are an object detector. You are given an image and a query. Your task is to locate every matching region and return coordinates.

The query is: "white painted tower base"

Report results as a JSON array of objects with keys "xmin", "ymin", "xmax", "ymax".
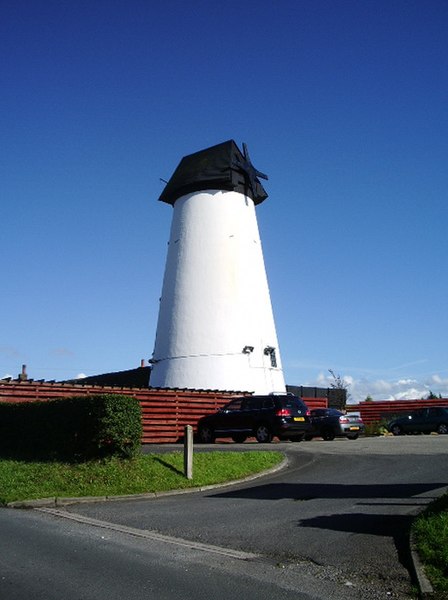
[{"xmin": 150, "ymin": 142, "xmax": 285, "ymax": 394}]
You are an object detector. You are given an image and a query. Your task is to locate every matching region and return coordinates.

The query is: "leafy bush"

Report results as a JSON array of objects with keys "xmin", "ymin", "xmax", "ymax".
[
  {"xmin": 88, "ymin": 394, "xmax": 143, "ymax": 459},
  {"xmin": 364, "ymin": 420, "xmax": 389, "ymax": 436},
  {"xmin": 0, "ymin": 395, "xmax": 142, "ymax": 461}
]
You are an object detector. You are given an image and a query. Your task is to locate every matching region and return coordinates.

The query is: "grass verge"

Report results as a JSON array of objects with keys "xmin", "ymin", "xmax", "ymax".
[
  {"xmin": 0, "ymin": 451, "xmax": 283, "ymax": 505},
  {"xmin": 412, "ymin": 492, "xmax": 448, "ymax": 595}
]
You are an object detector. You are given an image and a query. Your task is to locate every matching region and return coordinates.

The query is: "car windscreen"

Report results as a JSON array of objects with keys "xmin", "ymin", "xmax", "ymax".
[{"xmin": 280, "ymin": 397, "xmax": 307, "ymax": 415}]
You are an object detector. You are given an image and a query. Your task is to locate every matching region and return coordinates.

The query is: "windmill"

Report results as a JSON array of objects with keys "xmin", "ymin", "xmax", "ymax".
[{"xmin": 150, "ymin": 140, "xmax": 285, "ymax": 394}]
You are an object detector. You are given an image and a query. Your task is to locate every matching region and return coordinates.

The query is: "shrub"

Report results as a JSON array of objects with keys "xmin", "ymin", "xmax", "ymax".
[
  {"xmin": 0, "ymin": 394, "xmax": 142, "ymax": 461},
  {"xmin": 364, "ymin": 419, "xmax": 389, "ymax": 436},
  {"xmin": 88, "ymin": 394, "xmax": 143, "ymax": 459}
]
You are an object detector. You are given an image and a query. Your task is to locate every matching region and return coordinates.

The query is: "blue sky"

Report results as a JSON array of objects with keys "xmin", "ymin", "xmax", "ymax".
[{"xmin": 2, "ymin": 0, "xmax": 447, "ymax": 403}]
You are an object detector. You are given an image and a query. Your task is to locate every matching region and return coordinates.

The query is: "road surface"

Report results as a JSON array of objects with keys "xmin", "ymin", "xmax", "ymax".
[{"xmin": 1, "ymin": 436, "xmax": 447, "ymax": 599}]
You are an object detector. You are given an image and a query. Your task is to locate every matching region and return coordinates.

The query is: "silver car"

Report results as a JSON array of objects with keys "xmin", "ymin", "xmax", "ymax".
[{"xmin": 305, "ymin": 408, "xmax": 365, "ymax": 441}]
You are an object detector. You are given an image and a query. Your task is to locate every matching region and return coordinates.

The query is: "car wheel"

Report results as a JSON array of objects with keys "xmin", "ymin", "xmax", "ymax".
[
  {"xmin": 198, "ymin": 426, "xmax": 215, "ymax": 443},
  {"xmin": 347, "ymin": 434, "xmax": 359, "ymax": 440},
  {"xmin": 437, "ymin": 423, "xmax": 448, "ymax": 435},
  {"xmin": 231, "ymin": 434, "xmax": 247, "ymax": 443},
  {"xmin": 255, "ymin": 424, "xmax": 272, "ymax": 443},
  {"xmin": 391, "ymin": 425, "xmax": 403, "ymax": 436},
  {"xmin": 321, "ymin": 428, "xmax": 335, "ymax": 441}
]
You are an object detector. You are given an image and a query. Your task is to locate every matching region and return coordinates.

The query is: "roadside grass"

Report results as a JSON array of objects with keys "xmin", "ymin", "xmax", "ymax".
[
  {"xmin": 412, "ymin": 492, "xmax": 448, "ymax": 594},
  {"xmin": 0, "ymin": 451, "xmax": 283, "ymax": 505}
]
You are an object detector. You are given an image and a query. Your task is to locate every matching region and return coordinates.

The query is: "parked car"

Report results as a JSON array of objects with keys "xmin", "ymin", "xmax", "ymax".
[
  {"xmin": 305, "ymin": 408, "xmax": 365, "ymax": 441},
  {"xmin": 197, "ymin": 394, "xmax": 311, "ymax": 443},
  {"xmin": 387, "ymin": 407, "xmax": 448, "ymax": 435}
]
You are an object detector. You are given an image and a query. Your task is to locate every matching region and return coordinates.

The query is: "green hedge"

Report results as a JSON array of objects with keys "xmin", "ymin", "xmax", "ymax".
[{"xmin": 0, "ymin": 394, "xmax": 142, "ymax": 461}]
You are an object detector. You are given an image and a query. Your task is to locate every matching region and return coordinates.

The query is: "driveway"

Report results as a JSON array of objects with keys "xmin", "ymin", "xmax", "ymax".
[
  {"xmin": 59, "ymin": 435, "xmax": 448, "ymax": 599},
  {"xmin": 2, "ymin": 436, "xmax": 446, "ymax": 599}
]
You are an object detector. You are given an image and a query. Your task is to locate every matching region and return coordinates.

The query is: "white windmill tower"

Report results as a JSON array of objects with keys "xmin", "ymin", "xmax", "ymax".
[{"xmin": 150, "ymin": 140, "xmax": 285, "ymax": 394}]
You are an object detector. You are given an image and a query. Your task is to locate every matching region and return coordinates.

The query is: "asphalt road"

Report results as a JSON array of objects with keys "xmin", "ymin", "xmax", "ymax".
[{"xmin": 1, "ymin": 436, "xmax": 447, "ymax": 599}]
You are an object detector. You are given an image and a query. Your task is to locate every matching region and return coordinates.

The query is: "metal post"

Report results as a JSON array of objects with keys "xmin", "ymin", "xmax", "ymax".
[{"xmin": 184, "ymin": 425, "xmax": 193, "ymax": 480}]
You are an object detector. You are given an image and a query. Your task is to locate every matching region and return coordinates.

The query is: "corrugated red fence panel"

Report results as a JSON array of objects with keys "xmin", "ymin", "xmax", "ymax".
[
  {"xmin": 302, "ymin": 397, "xmax": 328, "ymax": 410},
  {"xmin": 347, "ymin": 398, "xmax": 448, "ymax": 425}
]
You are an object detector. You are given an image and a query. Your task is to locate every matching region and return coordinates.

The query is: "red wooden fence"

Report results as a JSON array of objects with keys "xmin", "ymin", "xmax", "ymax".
[
  {"xmin": 303, "ymin": 397, "xmax": 328, "ymax": 410},
  {"xmin": 0, "ymin": 381, "xmax": 328, "ymax": 443},
  {"xmin": 347, "ymin": 398, "xmax": 448, "ymax": 426}
]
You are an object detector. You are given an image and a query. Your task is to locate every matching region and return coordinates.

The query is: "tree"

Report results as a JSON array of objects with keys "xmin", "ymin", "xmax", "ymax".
[{"xmin": 328, "ymin": 369, "xmax": 351, "ymax": 410}]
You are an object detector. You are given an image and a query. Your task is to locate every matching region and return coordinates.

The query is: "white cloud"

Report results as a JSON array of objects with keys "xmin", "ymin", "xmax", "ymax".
[
  {"xmin": 316, "ymin": 371, "xmax": 327, "ymax": 385},
  {"xmin": 303, "ymin": 372, "xmax": 448, "ymax": 404},
  {"xmin": 393, "ymin": 387, "xmax": 426, "ymax": 401},
  {"xmin": 350, "ymin": 378, "xmax": 439, "ymax": 403},
  {"xmin": 369, "ymin": 379, "xmax": 392, "ymax": 393},
  {"xmin": 429, "ymin": 374, "xmax": 448, "ymax": 386},
  {"xmin": 75, "ymin": 373, "xmax": 87, "ymax": 379}
]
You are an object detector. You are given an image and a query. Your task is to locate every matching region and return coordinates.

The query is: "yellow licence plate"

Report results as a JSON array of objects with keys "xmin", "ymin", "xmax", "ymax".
[
  {"xmin": 293, "ymin": 417, "xmax": 305, "ymax": 422},
  {"xmin": 349, "ymin": 426, "xmax": 359, "ymax": 431}
]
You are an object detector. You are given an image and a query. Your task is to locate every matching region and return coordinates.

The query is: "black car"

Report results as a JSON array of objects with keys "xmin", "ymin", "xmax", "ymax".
[
  {"xmin": 305, "ymin": 408, "xmax": 365, "ymax": 441},
  {"xmin": 388, "ymin": 407, "xmax": 448, "ymax": 435},
  {"xmin": 197, "ymin": 394, "xmax": 311, "ymax": 443}
]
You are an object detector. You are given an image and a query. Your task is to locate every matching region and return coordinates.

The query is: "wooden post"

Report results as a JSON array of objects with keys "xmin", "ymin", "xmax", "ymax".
[{"xmin": 184, "ymin": 425, "xmax": 193, "ymax": 480}]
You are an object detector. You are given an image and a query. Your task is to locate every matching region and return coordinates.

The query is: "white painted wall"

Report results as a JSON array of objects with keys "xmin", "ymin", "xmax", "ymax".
[{"xmin": 150, "ymin": 189, "xmax": 285, "ymax": 393}]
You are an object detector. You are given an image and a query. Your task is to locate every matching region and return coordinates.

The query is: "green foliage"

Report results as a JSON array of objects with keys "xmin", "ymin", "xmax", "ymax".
[
  {"xmin": 363, "ymin": 420, "xmax": 389, "ymax": 436},
  {"xmin": 0, "ymin": 451, "xmax": 283, "ymax": 504},
  {"xmin": 412, "ymin": 493, "xmax": 448, "ymax": 593},
  {"xmin": 363, "ymin": 421, "xmax": 379, "ymax": 436},
  {"xmin": 0, "ymin": 395, "xmax": 142, "ymax": 461},
  {"xmin": 87, "ymin": 394, "xmax": 143, "ymax": 459}
]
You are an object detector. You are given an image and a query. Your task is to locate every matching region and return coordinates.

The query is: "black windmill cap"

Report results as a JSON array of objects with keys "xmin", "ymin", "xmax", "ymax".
[{"xmin": 158, "ymin": 140, "xmax": 268, "ymax": 206}]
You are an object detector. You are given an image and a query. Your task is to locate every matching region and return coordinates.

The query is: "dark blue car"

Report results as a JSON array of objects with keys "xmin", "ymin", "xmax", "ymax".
[{"xmin": 388, "ymin": 407, "xmax": 448, "ymax": 435}]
